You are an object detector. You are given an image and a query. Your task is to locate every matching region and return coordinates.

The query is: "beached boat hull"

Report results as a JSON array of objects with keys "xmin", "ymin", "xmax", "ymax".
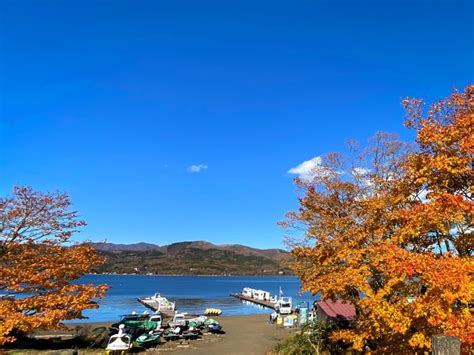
[
  {"xmin": 135, "ymin": 333, "xmax": 160, "ymax": 347},
  {"xmin": 207, "ymin": 323, "xmax": 222, "ymax": 333}
]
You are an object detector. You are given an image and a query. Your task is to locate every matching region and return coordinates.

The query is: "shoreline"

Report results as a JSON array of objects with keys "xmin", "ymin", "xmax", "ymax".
[
  {"xmin": 22, "ymin": 314, "xmax": 293, "ymax": 354},
  {"xmin": 86, "ymin": 273, "xmax": 295, "ymax": 277},
  {"xmin": 64, "ymin": 312, "xmax": 266, "ymax": 326},
  {"xmin": 65, "ymin": 311, "xmax": 273, "ymax": 325}
]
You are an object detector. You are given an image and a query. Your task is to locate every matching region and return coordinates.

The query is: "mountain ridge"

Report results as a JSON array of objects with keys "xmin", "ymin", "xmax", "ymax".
[{"xmin": 89, "ymin": 241, "xmax": 292, "ymax": 276}]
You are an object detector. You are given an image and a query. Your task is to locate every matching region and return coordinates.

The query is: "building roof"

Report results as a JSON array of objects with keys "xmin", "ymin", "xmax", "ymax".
[{"xmin": 316, "ymin": 300, "xmax": 356, "ymax": 321}]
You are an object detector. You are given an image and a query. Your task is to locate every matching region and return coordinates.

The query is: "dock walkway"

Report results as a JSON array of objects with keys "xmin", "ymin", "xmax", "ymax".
[{"xmin": 230, "ymin": 293, "xmax": 277, "ymax": 310}]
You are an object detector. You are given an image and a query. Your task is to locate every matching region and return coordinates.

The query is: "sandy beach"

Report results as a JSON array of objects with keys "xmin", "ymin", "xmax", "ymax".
[
  {"xmin": 171, "ymin": 314, "xmax": 294, "ymax": 355},
  {"xmin": 6, "ymin": 314, "xmax": 294, "ymax": 355}
]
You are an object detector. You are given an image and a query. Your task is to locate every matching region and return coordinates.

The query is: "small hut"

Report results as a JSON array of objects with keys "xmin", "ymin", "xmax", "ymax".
[{"xmin": 314, "ymin": 300, "xmax": 356, "ymax": 326}]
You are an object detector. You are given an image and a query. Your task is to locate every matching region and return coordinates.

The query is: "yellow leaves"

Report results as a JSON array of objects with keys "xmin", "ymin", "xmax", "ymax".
[
  {"xmin": 0, "ymin": 188, "xmax": 109, "ymax": 345},
  {"xmin": 0, "ymin": 243, "xmax": 108, "ymax": 345},
  {"xmin": 409, "ymin": 332, "xmax": 431, "ymax": 349},
  {"xmin": 285, "ymin": 85, "xmax": 474, "ymax": 352},
  {"xmin": 350, "ymin": 334, "xmax": 366, "ymax": 351}
]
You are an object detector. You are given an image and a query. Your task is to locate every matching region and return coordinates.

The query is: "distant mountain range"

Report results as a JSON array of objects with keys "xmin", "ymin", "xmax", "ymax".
[
  {"xmin": 89, "ymin": 241, "xmax": 292, "ymax": 276},
  {"xmin": 91, "ymin": 242, "xmax": 161, "ymax": 252}
]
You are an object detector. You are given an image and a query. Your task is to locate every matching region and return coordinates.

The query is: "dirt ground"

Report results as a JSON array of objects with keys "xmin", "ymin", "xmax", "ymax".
[
  {"xmin": 4, "ymin": 314, "xmax": 294, "ymax": 355},
  {"xmin": 171, "ymin": 314, "xmax": 294, "ymax": 355}
]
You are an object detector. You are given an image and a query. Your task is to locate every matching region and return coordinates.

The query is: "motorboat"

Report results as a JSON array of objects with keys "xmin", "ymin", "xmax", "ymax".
[
  {"xmin": 143, "ymin": 293, "xmax": 175, "ymax": 312},
  {"xmin": 275, "ymin": 296, "xmax": 293, "ymax": 315},
  {"xmin": 242, "ymin": 287, "xmax": 254, "ymax": 297}
]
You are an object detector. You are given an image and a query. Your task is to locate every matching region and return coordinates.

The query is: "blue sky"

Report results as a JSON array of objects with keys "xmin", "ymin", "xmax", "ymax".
[{"xmin": 1, "ymin": 0, "xmax": 472, "ymax": 249}]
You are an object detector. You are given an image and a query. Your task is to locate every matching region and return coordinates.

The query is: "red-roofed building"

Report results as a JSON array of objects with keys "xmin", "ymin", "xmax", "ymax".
[{"xmin": 314, "ymin": 300, "xmax": 356, "ymax": 324}]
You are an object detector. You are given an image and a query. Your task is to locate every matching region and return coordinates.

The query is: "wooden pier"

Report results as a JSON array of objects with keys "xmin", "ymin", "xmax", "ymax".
[{"xmin": 230, "ymin": 293, "xmax": 277, "ymax": 310}]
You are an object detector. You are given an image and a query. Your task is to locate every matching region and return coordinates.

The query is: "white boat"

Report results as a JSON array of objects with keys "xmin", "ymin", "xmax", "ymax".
[
  {"xmin": 240, "ymin": 288, "xmax": 271, "ymax": 301},
  {"xmin": 106, "ymin": 324, "xmax": 133, "ymax": 352},
  {"xmin": 242, "ymin": 287, "xmax": 254, "ymax": 297},
  {"xmin": 140, "ymin": 292, "xmax": 176, "ymax": 313},
  {"xmin": 169, "ymin": 313, "xmax": 187, "ymax": 327},
  {"xmin": 149, "ymin": 313, "xmax": 162, "ymax": 329},
  {"xmin": 275, "ymin": 296, "xmax": 293, "ymax": 315}
]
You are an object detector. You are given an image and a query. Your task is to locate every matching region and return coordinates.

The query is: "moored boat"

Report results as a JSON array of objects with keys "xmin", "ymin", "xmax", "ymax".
[
  {"xmin": 275, "ymin": 296, "xmax": 293, "ymax": 315},
  {"xmin": 137, "ymin": 292, "xmax": 176, "ymax": 316},
  {"xmin": 144, "ymin": 293, "xmax": 175, "ymax": 311}
]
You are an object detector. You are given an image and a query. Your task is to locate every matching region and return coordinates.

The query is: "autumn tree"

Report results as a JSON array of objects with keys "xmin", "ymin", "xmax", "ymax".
[
  {"xmin": 0, "ymin": 187, "xmax": 108, "ymax": 345},
  {"xmin": 283, "ymin": 86, "xmax": 473, "ymax": 352}
]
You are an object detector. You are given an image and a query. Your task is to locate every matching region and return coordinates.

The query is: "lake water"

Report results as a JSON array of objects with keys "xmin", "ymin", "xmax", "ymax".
[{"xmin": 74, "ymin": 274, "xmax": 318, "ymax": 322}]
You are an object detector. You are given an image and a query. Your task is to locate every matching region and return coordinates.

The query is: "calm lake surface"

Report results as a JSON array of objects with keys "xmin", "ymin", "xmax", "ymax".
[{"xmin": 74, "ymin": 274, "xmax": 318, "ymax": 322}]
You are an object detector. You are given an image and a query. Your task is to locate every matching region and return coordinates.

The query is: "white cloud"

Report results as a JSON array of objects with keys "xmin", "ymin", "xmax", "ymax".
[
  {"xmin": 417, "ymin": 188, "xmax": 430, "ymax": 203},
  {"xmin": 187, "ymin": 164, "xmax": 208, "ymax": 173},
  {"xmin": 352, "ymin": 167, "xmax": 373, "ymax": 188},
  {"xmin": 288, "ymin": 156, "xmax": 328, "ymax": 181},
  {"xmin": 352, "ymin": 167, "xmax": 371, "ymax": 176}
]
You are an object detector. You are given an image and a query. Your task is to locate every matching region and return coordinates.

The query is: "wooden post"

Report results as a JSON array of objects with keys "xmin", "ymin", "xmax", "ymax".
[{"xmin": 432, "ymin": 335, "xmax": 460, "ymax": 355}]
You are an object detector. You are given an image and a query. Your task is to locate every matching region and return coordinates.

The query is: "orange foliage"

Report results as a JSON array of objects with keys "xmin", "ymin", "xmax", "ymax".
[
  {"xmin": 0, "ymin": 187, "xmax": 108, "ymax": 345},
  {"xmin": 284, "ymin": 86, "xmax": 473, "ymax": 352}
]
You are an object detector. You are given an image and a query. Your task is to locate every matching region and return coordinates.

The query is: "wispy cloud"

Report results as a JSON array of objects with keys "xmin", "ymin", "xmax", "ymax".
[
  {"xmin": 187, "ymin": 164, "xmax": 208, "ymax": 173},
  {"xmin": 352, "ymin": 167, "xmax": 373, "ymax": 187},
  {"xmin": 288, "ymin": 156, "xmax": 328, "ymax": 181},
  {"xmin": 352, "ymin": 167, "xmax": 371, "ymax": 176}
]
